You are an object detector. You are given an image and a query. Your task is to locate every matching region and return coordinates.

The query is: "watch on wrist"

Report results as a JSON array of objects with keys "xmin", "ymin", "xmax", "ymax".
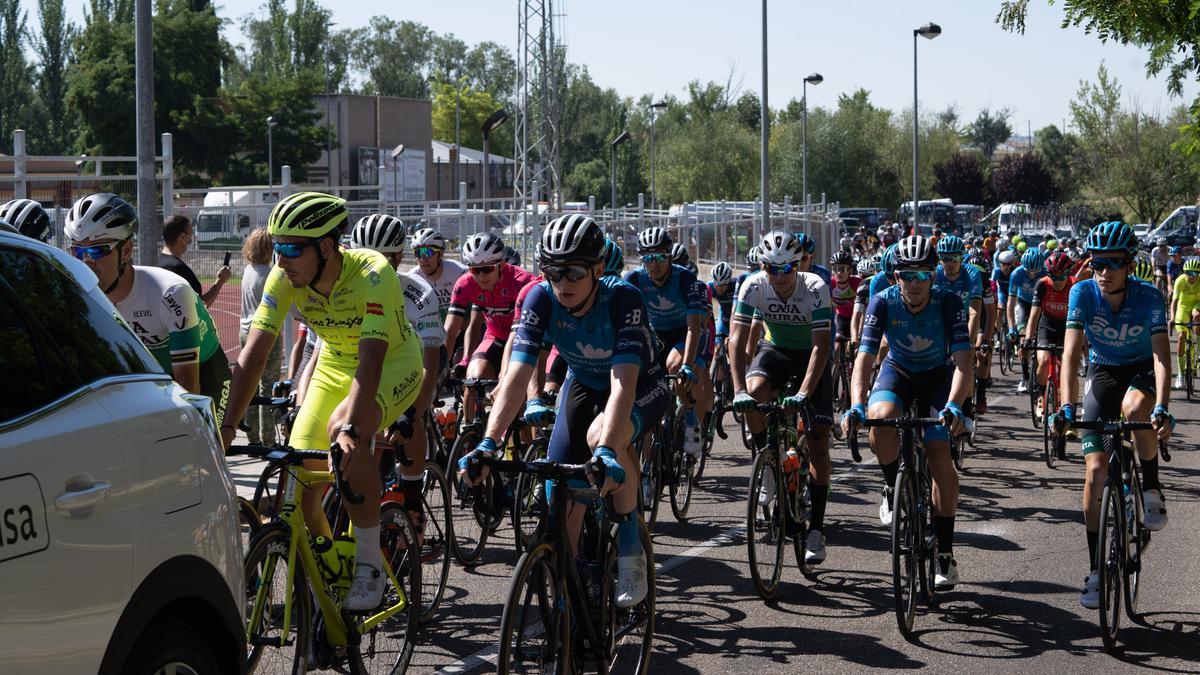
[{"xmin": 339, "ymin": 423, "xmax": 360, "ymax": 440}]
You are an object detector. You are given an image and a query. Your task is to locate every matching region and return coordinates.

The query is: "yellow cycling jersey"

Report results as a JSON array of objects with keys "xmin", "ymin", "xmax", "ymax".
[
  {"xmin": 251, "ymin": 248, "xmax": 422, "ymax": 365},
  {"xmin": 1174, "ymin": 273, "xmax": 1200, "ymax": 309}
]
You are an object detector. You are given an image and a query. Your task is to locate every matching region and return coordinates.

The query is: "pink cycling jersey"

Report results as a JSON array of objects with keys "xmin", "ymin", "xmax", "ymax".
[
  {"xmin": 448, "ymin": 263, "xmax": 538, "ymax": 342},
  {"xmin": 831, "ymin": 275, "xmax": 862, "ymax": 318}
]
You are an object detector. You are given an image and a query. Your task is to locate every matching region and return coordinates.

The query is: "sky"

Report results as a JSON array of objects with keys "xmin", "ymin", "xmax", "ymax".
[{"xmin": 35, "ymin": 0, "xmax": 1199, "ymax": 134}]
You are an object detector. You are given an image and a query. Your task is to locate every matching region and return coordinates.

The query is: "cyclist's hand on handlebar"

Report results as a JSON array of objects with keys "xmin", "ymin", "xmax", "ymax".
[
  {"xmin": 1050, "ymin": 403, "xmax": 1074, "ymax": 435},
  {"xmin": 842, "ymin": 403, "xmax": 866, "ymax": 436},
  {"xmin": 523, "ymin": 398, "xmax": 554, "ymax": 426},
  {"xmin": 733, "ymin": 390, "xmax": 757, "ymax": 413},
  {"xmin": 940, "ymin": 402, "xmax": 966, "ymax": 436},
  {"xmin": 680, "ymin": 363, "xmax": 698, "ymax": 383},
  {"xmin": 388, "ymin": 413, "xmax": 414, "ymax": 441},
  {"xmin": 1151, "ymin": 404, "xmax": 1176, "ymax": 441},
  {"xmin": 587, "ymin": 445, "xmax": 625, "ymax": 497},
  {"xmin": 457, "ymin": 437, "xmax": 499, "ymax": 486}
]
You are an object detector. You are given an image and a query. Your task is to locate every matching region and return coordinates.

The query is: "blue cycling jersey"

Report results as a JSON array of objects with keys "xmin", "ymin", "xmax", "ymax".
[
  {"xmin": 1167, "ymin": 259, "xmax": 1183, "ymax": 283},
  {"xmin": 1065, "ymin": 278, "xmax": 1167, "ymax": 366},
  {"xmin": 1009, "ymin": 265, "xmax": 1043, "ymax": 304},
  {"xmin": 709, "ymin": 280, "xmax": 735, "ymax": 334},
  {"xmin": 992, "ymin": 267, "xmax": 1012, "ymax": 305},
  {"xmin": 512, "ymin": 276, "xmax": 658, "ymax": 391},
  {"xmin": 868, "ymin": 270, "xmax": 893, "ymax": 297},
  {"xmin": 624, "ymin": 264, "xmax": 705, "ymax": 332},
  {"xmin": 859, "ymin": 285, "xmax": 971, "ymax": 373},
  {"xmin": 809, "ymin": 264, "xmax": 833, "ymax": 290},
  {"xmin": 936, "ymin": 264, "xmax": 983, "ymax": 310}
]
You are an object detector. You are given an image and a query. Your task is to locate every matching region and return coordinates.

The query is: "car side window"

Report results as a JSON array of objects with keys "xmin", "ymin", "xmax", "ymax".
[
  {"xmin": 0, "ymin": 291, "xmax": 59, "ymax": 421},
  {"xmin": 0, "ymin": 247, "xmax": 159, "ymax": 422}
]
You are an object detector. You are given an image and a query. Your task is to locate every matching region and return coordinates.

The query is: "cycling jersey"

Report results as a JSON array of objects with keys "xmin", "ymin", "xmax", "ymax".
[
  {"xmin": 859, "ymin": 285, "xmax": 970, "ymax": 373},
  {"xmin": 935, "ymin": 265, "xmax": 983, "ymax": 311},
  {"xmin": 709, "ymin": 280, "xmax": 735, "ymax": 334},
  {"xmin": 731, "ymin": 270, "xmax": 831, "ymax": 350},
  {"xmin": 410, "ymin": 258, "xmax": 467, "ymax": 320},
  {"xmin": 623, "ymin": 264, "xmax": 705, "ymax": 332},
  {"xmin": 992, "ymin": 267, "xmax": 1012, "ymax": 305},
  {"xmin": 117, "ymin": 265, "xmax": 222, "ymax": 372},
  {"xmin": 397, "ymin": 270, "xmax": 445, "ymax": 349},
  {"xmin": 831, "ymin": 275, "xmax": 862, "ymax": 318},
  {"xmin": 512, "ymin": 276, "xmax": 659, "ymax": 392},
  {"xmin": 1032, "ymin": 276, "xmax": 1073, "ymax": 323},
  {"xmin": 868, "ymin": 270, "xmax": 893, "ymax": 297},
  {"xmin": 1065, "ymin": 279, "xmax": 1167, "ymax": 366},
  {"xmin": 1151, "ymin": 245, "xmax": 1169, "ymax": 268},
  {"xmin": 448, "ymin": 262, "xmax": 537, "ymax": 342},
  {"xmin": 854, "ymin": 278, "xmax": 872, "ymax": 309},
  {"xmin": 1173, "ymin": 274, "xmax": 1200, "ymax": 311},
  {"xmin": 1167, "ymin": 259, "xmax": 1183, "ymax": 284},
  {"xmin": 1008, "ymin": 265, "xmax": 1043, "ymax": 304}
]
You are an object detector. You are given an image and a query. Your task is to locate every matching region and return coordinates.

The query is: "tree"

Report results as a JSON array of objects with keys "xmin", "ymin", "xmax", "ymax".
[
  {"xmin": 934, "ymin": 153, "xmax": 989, "ymax": 206},
  {"xmin": 964, "ymin": 107, "xmax": 1012, "ymax": 160},
  {"xmin": 733, "ymin": 92, "xmax": 761, "ymax": 132},
  {"xmin": 990, "ymin": 153, "xmax": 1057, "ymax": 204},
  {"xmin": 463, "ymin": 41, "xmax": 516, "ymax": 106},
  {"xmin": 558, "ymin": 65, "xmax": 627, "ymax": 203},
  {"xmin": 352, "ymin": 17, "xmax": 433, "ymax": 98},
  {"xmin": 430, "ymin": 81, "xmax": 510, "ymax": 158},
  {"xmin": 217, "ymin": 70, "xmax": 326, "ymax": 185},
  {"xmin": 31, "ymin": 0, "xmax": 77, "ymax": 153},
  {"xmin": 0, "ymin": 0, "xmax": 34, "ymax": 152},
  {"xmin": 1034, "ymin": 124, "xmax": 1081, "ymax": 202}
]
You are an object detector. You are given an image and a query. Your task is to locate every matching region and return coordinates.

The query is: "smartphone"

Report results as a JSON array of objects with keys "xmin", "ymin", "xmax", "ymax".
[{"xmin": 223, "ymin": 251, "xmax": 232, "ymax": 266}]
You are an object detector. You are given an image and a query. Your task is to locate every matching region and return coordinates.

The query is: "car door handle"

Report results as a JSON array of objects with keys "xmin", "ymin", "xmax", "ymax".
[{"xmin": 55, "ymin": 482, "xmax": 112, "ymax": 513}]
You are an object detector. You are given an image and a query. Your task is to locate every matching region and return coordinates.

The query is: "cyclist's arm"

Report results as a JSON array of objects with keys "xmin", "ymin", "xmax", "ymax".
[
  {"xmin": 850, "ymin": 302, "xmax": 864, "ymax": 343},
  {"xmin": 1152, "ymin": 332, "xmax": 1172, "ymax": 411},
  {"xmin": 221, "ymin": 327, "xmax": 277, "ymax": 447},
  {"xmin": 729, "ymin": 319, "xmax": 750, "ymax": 393},
  {"xmin": 1006, "ymin": 295, "xmax": 1017, "ymax": 330},
  {"xmin": 482, "ymin": 360, "xmax": 535, "ymax": 443},
  {"xmin": 173, "ymin": 361, "xmax": 200, "ymax": 394},
  {"xmin": 682, "ymin": 312, "xmax": 702, "ymax": 365},
  {"xmin": 287, "ymin": 322, "xmax": 307, "ymax": 379},
  {"xmin": 967, "ymin": 297, "xmax": 983, "ymax": 344},
  {"xmin": 946, "ymin": 347, "xmax": 973, "ymax": 408},
  {"xmin": 295, "ymin": 341, "xmax": 320, "ymax": 407},
  {"xmin": 1061, "ymin": 327, "xmax": 1083, "ymax": 410},
  {"xmin": 799, "ymin": 328, "xmax": 831, "ymax": 398},
  {"xmin": 443, "ymin": 312, "xmax": 465, "ymax": 357},
  {"xmin": 681, "ymin": 273, "xmax": 706, "ymax": 365},
  {"xmin": 853, "ymin": 295, "xmax": 888, "ymax": 407},
  {"xmin": 1024, "ymin": 305, "xmax": 1042, "ymax": 344}
]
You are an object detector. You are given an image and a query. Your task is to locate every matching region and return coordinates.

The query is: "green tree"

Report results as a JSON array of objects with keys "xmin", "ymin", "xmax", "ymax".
[
  {"xmin": 558, "ymin": 65, "xmax": 627, "ymax": 203},
  {"xmin": 0, "ymin": 0, "xmax": 35, "ymax": 152},
  {"xmin": 1033, "ymin": 124, "xmax": 1081, "ymax": 202},
  {"xmin": 463, "ymin": 41, "xmax": 516, "ymax": 106},
  {"xmin": 964, "ymin": 107, "xmax": 1012, "ymax": 161},
  {"xmin": 218, "ymin": 70, "xmax": 326, "ymax": 185},
  {"xmin": 431, "ymin": 81, "xmax": 511, "ymax": 158},
  {"xmin": 934, "ymin": 153, "xmax": 989, "ymax": 206},
  {"xmin": 990, "ymin": 152, "xmax": 1057, "ymax": 204},
  {"xmin": 31, "ymin": 0, "xmax": 77, "ymax": 153},
  {"xmin": 352, "ymin": 17, "xmax": 433, "ymax": 98}
]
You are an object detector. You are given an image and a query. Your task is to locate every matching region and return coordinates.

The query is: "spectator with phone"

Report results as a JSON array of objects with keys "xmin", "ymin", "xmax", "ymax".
[
  {"xmin": 239, "ymin": 227, "xmax": 282, "ymax": 444},
  {"xmin": 159, "ymin": 213, "xmax": 231, "ymax": 308}
]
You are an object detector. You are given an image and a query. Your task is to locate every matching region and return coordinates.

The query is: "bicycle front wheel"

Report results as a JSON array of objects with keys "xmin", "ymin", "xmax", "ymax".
[
  {"xmin": 601, "ymin": 517, "xmax": 656, "ymax": 674},
  {"xmin": 512, "ymin": 437, "xmax": 549, "ymax": 553},
  {"xmin": 830, "ymin": 364, "xmax": 850, "ymax": 441},
  {"xmin": 446, "ymin": 429, "xmax": 489, "ymax": 565},
  {"xmin": 891, "ymin": 470, "xmax": 919, "ymax": 639},
  {"xmin": 1123, "ymin": 469, "xmax": 1146, "ymax": 623},
  {"xmin": 497, "ymin": 542, "xmax": 571, "ymax": 674},
  {"xmin": 1097, "ymin": 479, "xmax": 1125, "ymax": 651},
  {"xmin": 243, "ymin": 523, "xmax": 311, "ymax": 675},
  {"xmin": 419, "ymin": 464, "xmax": 452, "ymax": 623},
  {"xmin": 1042, "ymin": 378, "xmax": 1058, "ymax": 469},
  {"xmin": 355, "ymin": 503, "xmax": 422, "ymax": 674},
  {"xmin": 668, "ymin": 413, "xmax": 694, "ymax": 522},
  {"xmin": 746, "ymin": 448, "xmax": 784, "ymax": 600}
]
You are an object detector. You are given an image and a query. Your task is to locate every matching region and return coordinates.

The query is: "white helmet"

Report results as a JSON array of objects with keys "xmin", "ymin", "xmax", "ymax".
[
  {"xmin": 711, "ymin": 261, "xmax": 733, "ymax": 284},
  {"xmin": 65, "ymin": 192, "xmax": 138, "ymax": 242},
  {"xmin": 998, "ymin": 250, "xmax": 1017, "ymax": 265},
  {"xmin": 350, "ymin": 214, "xmax": 406, "ymax": 253},
  {"xmin": 410, "ymin": 226, "xmax": 446, "ymax": 250},
  {"xmin": 895, "ymin": 235, "xmax": 936, "ymax": 269},
  {"xmin": 746, "ymin": 246, "xmax": 763, "ymax": 267},
  {"xmin": 462, "ymin": 232, "xmax": 506, "ymax": 266},
  {"xmin": 758, "ymin": 230, "xmax": 802, "ymax": 265},
  {"xmin": 637, "ymin": 226, "xmax": 672, "ymax": 252}
]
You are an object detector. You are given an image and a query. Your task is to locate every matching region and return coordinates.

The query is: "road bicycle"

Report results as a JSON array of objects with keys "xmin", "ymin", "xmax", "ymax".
[
  {"xmin": 642, "ymin": 373, "xmax": 695, "ymax": 526},
  {"xmin": 444, "ymin": 377, "xmax": 504, "ymax": 565},
  {"xmin": 1065, "ymin": 419, "xmax": 1171, "ymax": 652},
  {"xmin": 239, "ymin": 444, "xmax": 421, "ymax": 674},
  {"xmin": 1034, "ymin": 344, "xmax": 1067, "ymax": 468},
  {"xmin": 996, "ymin": 315, "xmax": 1016, "ymax": 376},
  {"xmin": 1176, "ymin": 322, "xmax": 1198, "ymax": 400},
  {"xmin": 830, "ymin": 335, "xmax": 854, "ymax": 442}
]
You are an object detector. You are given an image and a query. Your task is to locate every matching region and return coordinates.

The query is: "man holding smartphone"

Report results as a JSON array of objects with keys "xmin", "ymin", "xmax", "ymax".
[{"xmin": 159, "ymin": 213, "xmax": 232, "ymax": 308}]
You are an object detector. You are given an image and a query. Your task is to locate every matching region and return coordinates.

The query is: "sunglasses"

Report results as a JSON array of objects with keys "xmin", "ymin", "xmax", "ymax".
[
  {"xmin": 1187, "ymin": 270, "xmax": 1200, "ymax": 277},
  {"xmin": 896, "ymin": 270, "xmax": 934, "ymax": 283},
  {"xmin": 273, "ymin": 240, "xmax": 318, "ymax": 259},
  {"xmin": 1051, "ymin": 273, "xmax": 1070, "ymax": 281},
  {"xmin": 413, "ymin": 246, "xmax": 441, "ymax": 259},
  {"xmin": 468, "ymin": 265, "xmax": 497, "ymax": 275},
  {"xmin": 70, "ymin": 241, "xmax": 123, "ymax": 261},
  {"xmin": 641, "ymin": 253, "xmax": 669, "ymax": 264},
  {"xmin": 542, "ymin": 264, "xmax": 591, "ymax": 283},
  {"xmin": 939, "ymin": 254, "xmax": 962, "ymax": 263},
  {"xmin": 1088, "ymin": 258, "xmax": 1127, "ymax": 272},
  {"xmin": 764, "ymin": 262, "xmax": 797, "ymax": 276},
  {"xmin": 833, "ymin": 265, "xmax": 852, "ymax": 274}
]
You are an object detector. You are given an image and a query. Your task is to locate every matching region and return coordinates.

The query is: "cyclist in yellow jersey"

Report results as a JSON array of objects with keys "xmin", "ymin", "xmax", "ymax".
[
  {"xmin": 1170, "ymin": 258, "xmax": 1200, "ymax": 388},
  {"xmin": 221, "ymin": 191, "xmax": 423, "ymax": 613}
]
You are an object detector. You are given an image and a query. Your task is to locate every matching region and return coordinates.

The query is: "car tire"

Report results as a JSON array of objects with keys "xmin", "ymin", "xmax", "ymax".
[{"xmin": 124, "ymin": 615, "xmax": 221, "ymax": 675}]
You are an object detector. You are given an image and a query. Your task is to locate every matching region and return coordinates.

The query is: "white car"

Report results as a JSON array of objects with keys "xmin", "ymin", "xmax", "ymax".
[{"xmin": 0, "ymin": 229, "xmax": 245, "ymax": 674}]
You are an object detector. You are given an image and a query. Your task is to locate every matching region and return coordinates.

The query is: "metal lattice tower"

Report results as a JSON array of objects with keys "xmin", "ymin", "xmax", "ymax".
[{"xmin": 515, "ymin": 0, "xmax": 565, "ymax": 207}]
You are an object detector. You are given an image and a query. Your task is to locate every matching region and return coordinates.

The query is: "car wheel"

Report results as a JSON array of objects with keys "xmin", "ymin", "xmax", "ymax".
[{"xmin": 125, "ymin": 615, "xmax": 221, "ymax": 675}]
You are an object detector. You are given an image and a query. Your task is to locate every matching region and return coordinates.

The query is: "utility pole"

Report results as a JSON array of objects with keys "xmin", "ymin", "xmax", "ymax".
[{"xmin": 134, "ymin": 0, "xmax": 157, "ymax": 265}]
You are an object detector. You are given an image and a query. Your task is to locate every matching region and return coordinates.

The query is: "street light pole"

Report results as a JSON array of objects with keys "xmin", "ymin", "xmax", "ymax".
[
  {"xmin": 760, "ymin": 0, "xmax": 769, "ymax": 233},
  {"xmin": 481, "ymin": 109, "xmax": 510, "ymax": 212},
  {"xmin": 650, "ymin": 100, "xmax": 667, "ymax": 210},
  {"xmin": 267, "ymin": 116, "xmax": 277, "ymax": 190},
  {"xmin": 611, "ymin": 130, "xmax": 631, "ymax": 213},
  {"xmin": 390, "ymin": 143, "xmax": 405, "ymax": 207},
  {"xmin": 913, "ymin": 22, "xmax": 942, "ymax": 230},
  {"xmin": 801, "ymin": 73, "xmax": 822, "ymax": 217}
]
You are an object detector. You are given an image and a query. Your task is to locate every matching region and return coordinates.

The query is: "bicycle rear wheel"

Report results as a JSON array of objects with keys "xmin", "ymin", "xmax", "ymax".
[
  {"xmin": 1028, "ymin": 361, "xmax": 1042, "ymax": 429},
  {"xmin": 891, "ymin": 470, "xmax": 919, "ymax": 639},
  {"xmin": 243, "ymin": 523, "xmax": 310, "ymax": 675},
  {"xmin": 789, "ymin": 444, "xmax": 817, "ymax": 581},
  {"xmin": 601, "ymin": 518, "xmax": 655, "ymax": 674},
  {"xmin": 668, "ymin": 412, "xmax": 694, "ymax": 522},
  {"xmin": 1097, "ymin": 479, "xmax": 1125, "ymax": 651},
  {"xmin": 644, "ymin": 424, "xmax": 666, "ymax": 529},
  {"xmin": 830, "ymin": 364, "xmax": 850, "ymax": 441},
  {"xmin": 1124, "ymin": 469, "xmax": 1146, "ymax": 623},
  {"xmin": 419, "ymin": 464, "xmax": 452, "ymax": 623},
  {"xmin": 1042, "ymin": 376, "xmax": 1058, "ymax": 469},
  {"xmin": 1186, "ymin": 338, "xmax": 1196, "ymax": 400},
  {"xmin": 746, "ymin": 448, "xmax": 784, "ymax": 600},
  {"xmin": 446, "ymin": 429, "xmax": 489, "ymax": 565},
  {"xmin": 238, "ymin": 497, "xmax": 262, "ymax": 553},
  {"xmin": 512, "ymin": 437, "xmax": 549, "ymax": 553},
  {"xmin": 497, "ymin": 542, "xmax": 571, "ymax": 674}
]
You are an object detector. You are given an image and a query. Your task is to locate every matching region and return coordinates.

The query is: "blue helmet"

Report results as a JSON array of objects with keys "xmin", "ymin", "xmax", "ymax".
[
  {"xmin": 1085, "ymin": 221, "xmax": 1137, "ymax": 254},
  {"xmin": 936, "ymin": 235, "xmax": 965, "ymax": 255},
  {"xmin": 793, "ymin": 232, "xmax": 816, "ymax": 254},
  {"xmin": 1021, "ymin": 248, "xmax": 1045, "ymax": 272},
  {"xmin": 1169, "ymin": 246, "xmax": 1182, "ymax": 255},
  {"xmin": 879, "ymin": 244, "xmax": 899, "ymax": 277},
  {"xmin": 602, "ymin": 239, "xmax": 624, "ymax": 276}
]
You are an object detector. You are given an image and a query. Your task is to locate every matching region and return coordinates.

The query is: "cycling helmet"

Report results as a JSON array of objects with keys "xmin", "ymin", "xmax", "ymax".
[
  {"xmin": 267, "ymin": 191, "xmax": 348, "ymax": 239},
  {"xmin": 745, "ymin": 246, "xmax": 763, "ymax": 267},
  {"xmin": 539, "ymin": 213, "xmax": 604, "ymax": 265},
  {"xmin": 1011, "ymin": 234, "xmax": 1024, "ymax": 244},
  {"xmin": 857, "ymin": 257, "xmax": 877, "ymax": 276},
  {"xmin": 895, "ymin": 236, "xmax": 936, "ymax": 269},
  {"xmin": 711, "ymin": 261, "xmax": 733, "ymax": 284},
  {"xmin": 1043, "ymin": 251, "xmax": 1073, "ymax": 276},
  {"xmin": 1133, "ymin": 257, "xmax": 1155, "ymax": 281},
  {"xmin": 793, "ymin": 232, "xmax": 816, "ymax": 254},
  {"xmin": 1085, "ymin": 221, "xmax": 1137, "ymax": 253},
  {"xmin": 637, "ymin": 226, "xmax": 672, "ymax": 252},
  {"xmin": 879, "ymin": 245, "xmax": 899, "ymax": 277},
  {"xmin": 504, "ymin": 246, "xmax": 522, "ymax": 266},
  {"xmin": 1016, "ymin": 242, "xmax": 1028, "ymax": 252},
  {"xmin": 1046, "ymin": 238, "xmax": 1059, "ymax": 250},
  {"xmin": 602, "ymin": 239, "xmax": 624, "ymax": 276},
  {"xmin": 670, "ymin": 242, "xmax": 690, "ymax": 266},
  {"xmin": 462, "ymin": 231, "xmax": 507, "ymax": 266},
  {"xmin": 410, "ymin": 227, "xmax": 446, "ymax": 250},
  {"xmin": 65, "ymin": 192, "xmax": 137, "ymax": 242},
  {"xmin": 686, "ymin": 261, "xmax": 699, "ymax": 275},
  {"xmin": 1169, "ymin": 246, "xmax": 1182, "ymax": 255},
  {"xmin": 350, "ymin": 214, "xmax": 406, "ymax": 253},
  {"xmin": 936, "ymin": 235, "xmax": 965, "ymax": 255},
  {"xmin": 0, "ymin": 198, "xmax": 52, "ymax": 242},
  {"xmin": 1021, "ymin": 248, "xmax": 1045, "ymax": 272},
  {"xmin": 829, "ymin": 250, "xmax": 854, "ymax": 267},
  {"xmin": 1184, "ymin": 258, "xmax": 1200, "ymax": 273},
  {"xmin": 964, "ymin": 253, "xmax": 991, "ymax": 275},
  {"xmin": 759, "ymin": 230, "xmax": 803, "ymax": 265}
]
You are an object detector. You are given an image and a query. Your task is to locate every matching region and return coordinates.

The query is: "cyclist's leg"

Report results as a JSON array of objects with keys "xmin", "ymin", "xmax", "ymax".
[
  {"xmin": 289, "ymin": 361, "xmax": 353, "ymax": 542},
  {"xmin": 1123, "ymin": 369, "xmax": 1165, "ymax": 514},
  {"xmin": 805, "ymin": 357, "xmax": 835, "ymax": 535},
  {"xmin": 546, "ymin": 373, "xmax": 607, "ymax": 554},
  {"xmin": 744, "ymin": 343, "xmax": 788, "ymax": 450},
  {"xmin": 1080, "ymin": 363, "xmax": 1124, "ymax": 571},
  {"xmin": 198, "ymin": 349, "xmax": 232, "ymax": 429}
]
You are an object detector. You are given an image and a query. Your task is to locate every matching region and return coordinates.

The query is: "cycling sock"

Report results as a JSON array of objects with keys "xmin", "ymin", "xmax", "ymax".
[
  {"xmin": 976, "ymin": 378, "xmax": 989, "ymax": 404},
  {"xmin": 934, "ymin": 515, "xmax": 955, "ymax": 555},
  {"xmin": 880, "ymin": 460, "xmax": 899, "ymax": 493},
  {"xmin": 810, "ymin": 483, "xmax": 828, "ymax": 531},
  {"xmin": 355, "ymin": 525, "xmax": 383, "ymax": 569},
  {"xmin": 1086, "ymin": 530, "xmax": 1099, "ymax": 571},
  {"xmin": 399, "ymin": 474, "xmax": 424, "ymax": 518},
  {"xmin": 1141, "ymin": 456, "xmax": 1161, "ymax": 491},
  {"xmin": 751, "ymin": 430, "xmax": 768, "ymax": 451},
  {"xmin": 616, "ymin": 517, "xmax": 642, "ymax": 557},
  {"xmin": 685, "ymin": 408, "xmax": 699, "ymax": 427}
]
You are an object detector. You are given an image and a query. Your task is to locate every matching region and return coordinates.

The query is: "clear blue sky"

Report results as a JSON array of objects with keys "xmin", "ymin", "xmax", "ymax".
[{"xmin": 39, "ymin": 0, "xmax": 1198, "ymax": 132}]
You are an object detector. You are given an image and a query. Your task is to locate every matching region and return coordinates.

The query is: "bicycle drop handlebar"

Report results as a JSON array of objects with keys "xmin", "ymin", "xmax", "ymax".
[
  {"xmin": 845, "ymin": 416, "xmax": 972, "ymax": 464},
  {"xmin": 1066, "ymin": 420, "xmax": 1171, "ymax": 462}
]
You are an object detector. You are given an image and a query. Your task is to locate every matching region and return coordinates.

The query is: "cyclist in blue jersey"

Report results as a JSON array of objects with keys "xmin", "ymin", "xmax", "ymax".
[
  {"xmin": 670, "ymin": 242, "xmax": 715, "ymax": 455},
  {"xmin": 844, "ymin": 235, "xmax": 973, "ymax": 589},
  {"xmin": 936, "ymin": 236, "xmax": 985, "ymax": 418},
  {"xmin": 1050, "ymin": 221, "xmax": 1174, "ymax": 610},
  {"xmin": 1009, "ymin": 248, "xmax": 1046, "ymax": 394},
  {"xmin": 602, "ymin": 238, "xmax": 624, "ymax": 277},
  {"xmin": 710, "ymin": 261, "xmax": 735, "ymax": 337},
  {"xmin": 460, "ymin": 214, "xmax": 670, "ymax": 608}
]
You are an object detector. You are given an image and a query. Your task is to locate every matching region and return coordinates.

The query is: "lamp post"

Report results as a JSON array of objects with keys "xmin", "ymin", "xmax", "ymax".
[
  {"xmin": 649, "ymin": 100, "xmax": 667, "ymax": 210},
  {"xmin": 390, "ymin": 143, "xmax": 405, "ymax": 206},
  {"xmin": 912, "ymin": 22, "xmax": 942, "ymax": 228},
  {"xmin": 611, "ymin": 130, "xmax": 631, "ymax": 212},
  {"xmin": 801, "ymin": 72, "xmax": 822, "ymax": 216},
  {"xmin": 481, "ymin": 108, "xmax": 510, "ymax": 210},
  {"xmin": 267, "ymin": 115, "xmax": 278, "ymax": 190},
  {"xmin": 759, "ymin": 0, "xmax": 769, "ymax": 232}
]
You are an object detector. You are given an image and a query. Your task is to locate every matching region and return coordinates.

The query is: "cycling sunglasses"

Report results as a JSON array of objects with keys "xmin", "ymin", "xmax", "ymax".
[
  {"xmin": 1088, "ymin": 258, "xmax": 1127, "ymax": 272},
  {"xmin": 542, "ymin": 263, "xmax": 591, "ymax": 283},
  {"xmin": 413, "ymin": 246, "xmax": 441, "ymax": 259},
  {"xmin": 70, "ymin": 241, "xmax": 123, "ymax": 261},
  {"xmin": 938, "ymin": 254, "xmax": 962, "ymax": 263},
  {"xmin": 764, "ymin": 262, "xmax": 797, "ymax": 276},
  {"xmin": 1050, "ymin": 273, "xmax": 1070, "ymax": 281},
  {"xmin": 833, "ymin": 264, "xmax": 852, "ymax": 274},
  {"xmin": 1186, "ymin": 270, "xmax": 1200, "ymax": 277},
  {"xmin": 468, "ymin": 265, "xmax": 497, "ymax": 275},
  {"xmin": 641, "ymin": 253, "xmax": 669, "ymax": 264},
  {"xmin": 896, "ymin": 270, "xmax": 934, "ymax": 283},
  {"xmin": 273, "ymin": 240, "xmax": 318, "ymax": 259}
]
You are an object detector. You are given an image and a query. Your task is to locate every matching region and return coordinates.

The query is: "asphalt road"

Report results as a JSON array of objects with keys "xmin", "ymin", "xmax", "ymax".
[{"xmin": 229, "ymin": 363, "xmax": 1200, "ymax": 674}]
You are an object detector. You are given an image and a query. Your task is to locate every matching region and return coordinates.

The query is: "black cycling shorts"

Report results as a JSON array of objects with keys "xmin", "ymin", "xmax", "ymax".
[
  {"xmin": 547, "ymin": 350, "xmax": 568, "ymax": 387},
  {"xmin": 1036, "ymin": 316, "xmax": 1066, "ymax": 348},
  {"xmin": 1081, "ymin": 359, "xmax": 1155, "ymax": 454},
  {"xmin": 199, "ymin": 350, "xmax": 232, "ymax": 426},
  {"xmin": 654, "ymin": 326, "xmax": 687, "ymax": 369},
  {"xmin": 546, "ymin": 366, "xmax": 672, "ymax": 464},
  {"xmin": 746, "ymin": 341, "xmax": 833, "ymax": 426},
  {"xmin": 868, "ymin": 360, "xmax": 952, "ymax": 444}
]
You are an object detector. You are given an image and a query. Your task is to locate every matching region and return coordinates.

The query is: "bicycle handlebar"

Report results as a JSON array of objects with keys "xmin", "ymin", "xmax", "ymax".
[
  {"xmin": 329, "ymin": 442, "xmax": 365, "ymax": 505},
  {"xmin": 845, "ymin": 416, "xmax": 974, "ymax": 464},
  {"xmin": 1066, "ymin": 420, "xmax": 1171, "ymax": 462}
]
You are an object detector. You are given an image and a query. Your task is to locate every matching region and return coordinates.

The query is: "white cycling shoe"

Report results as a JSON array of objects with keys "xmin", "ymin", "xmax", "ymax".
[
  {"xmin": 804, "ymin": 529, "xmax": 827, "ymax": 565},
  {"xmin": 758, "ymin": 471, "xmax": 776, "ymax": 507},
  {"xmin": 615, "ymin": 553, "xmax": 648, "ymax": 608},
  {"xmin": 1080, "ymin": 571, "xmax": 1100, "ymax": 609},
  {"xmin": 343, "ymin": 563, "xmax": 384, "ymax": 613},
  {"xmin": 1143, "ymin": 489, "xmax": 1168, "ymax": 531},
  {"xmin": 879, "ymin": 489, "xmax": 894, "ymax": 527},
  {"xmin": 934, "ymin": 555, "xmax": 959, "ymax": 589},
  {"xmin": 683, "ymin": 424, "xmax": 703, "ymax": 458}
]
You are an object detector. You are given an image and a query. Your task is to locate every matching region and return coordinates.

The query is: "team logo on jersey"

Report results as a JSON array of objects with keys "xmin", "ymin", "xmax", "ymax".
[
  {"xmin": 365, "ymin": 302, "xmax": 383, "ymax": 317},
  {"xmin": 648, "ymin": 296, "xmax": 676, "ymax": 311},
  {"xmin": 368, "ymin": 271, "xmax": 381, "ymax": 286},
  {"xmin": 262, "ymin": 294, "xmax": 277, "ymax": 310},
  {"xmin": 1089, "ymin": 313, "xmax": 1144, "ymax": 342},
  {"xmin": 578, "ymin": 343, "xmax": 613, "ymax": 359},
  {"xmin": 899, "ymin": 333, "xmax": 934, "ymax": 353}
]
